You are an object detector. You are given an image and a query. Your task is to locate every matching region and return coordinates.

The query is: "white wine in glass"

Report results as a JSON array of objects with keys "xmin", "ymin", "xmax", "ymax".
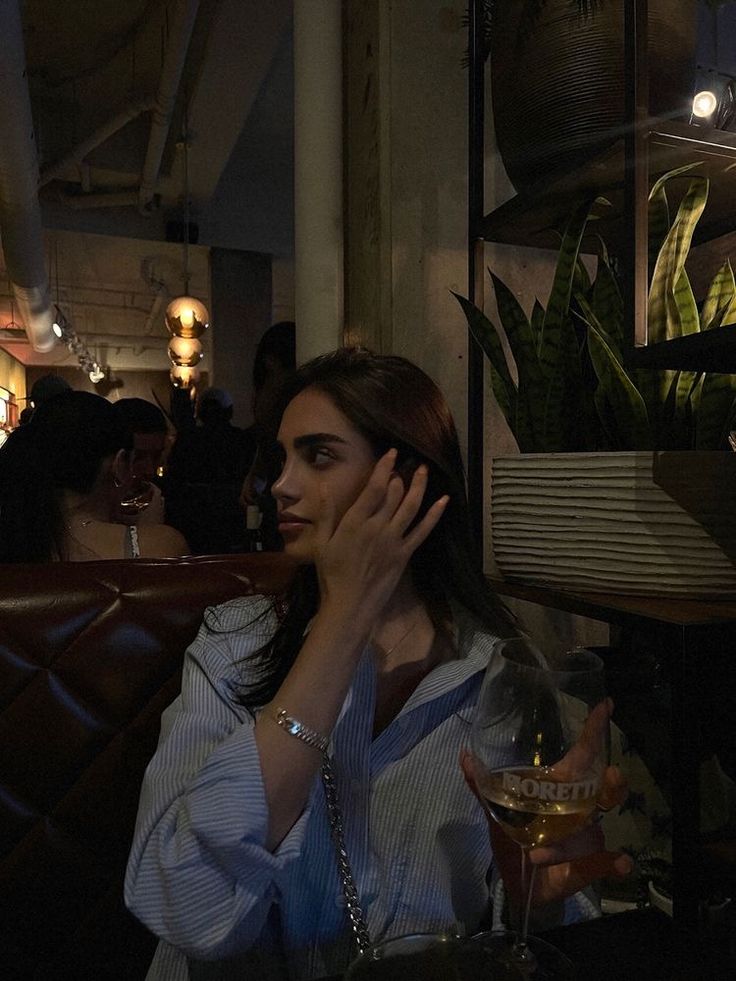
[{"xmin": 469, "ymin": 637, "xmax": 610, "ymax": 980}]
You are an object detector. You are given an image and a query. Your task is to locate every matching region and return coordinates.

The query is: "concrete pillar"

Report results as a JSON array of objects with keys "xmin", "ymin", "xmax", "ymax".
[
  {"xmin": 343, "ymin": 1, "xmax": 392, "ymax": 352},
  {"xmin": 209, "ymin": 248, "xmax": 271, "ymax": 427},
  {"xmin": 293, "ymin": 0, "xmax": 343, "ymax": 363}
]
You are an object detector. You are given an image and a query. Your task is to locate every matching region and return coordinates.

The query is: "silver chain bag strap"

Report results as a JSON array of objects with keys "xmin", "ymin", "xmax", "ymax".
[{"xmin": 321, "ymin": 756, "xmax": 372, "ymax": 955}]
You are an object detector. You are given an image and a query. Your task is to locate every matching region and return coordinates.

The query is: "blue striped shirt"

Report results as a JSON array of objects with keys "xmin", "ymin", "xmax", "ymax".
[{"xmin": 125, "ymin": 595, "xmax": 588, "ymax": 980}]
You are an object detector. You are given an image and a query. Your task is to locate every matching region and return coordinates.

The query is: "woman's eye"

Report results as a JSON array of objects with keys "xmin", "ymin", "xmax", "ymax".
[{"xmin": 308, "ymin": 446, "xmax": 334, "ymax": 467}]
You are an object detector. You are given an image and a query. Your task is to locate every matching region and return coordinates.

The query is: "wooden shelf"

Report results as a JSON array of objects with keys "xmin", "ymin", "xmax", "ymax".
[
  {"xmin": 486, "ymin": 576, "xmax": 736, "ymax": 628},
  {"xmin": 627, "ymin": 324, "xmax": 736, "ymax": 372},
  {"xmin": 482, "ymin": 119, "xmax": 736, "ymax": 371},
  {"xmin": 482, "ymin": 119, "xmax": 736, "ymax": 255}
]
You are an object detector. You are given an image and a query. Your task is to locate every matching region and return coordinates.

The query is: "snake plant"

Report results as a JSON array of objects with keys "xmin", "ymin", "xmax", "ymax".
[{"xmin": 453, "ymin": 166, "xmax": 736, "ymax": 452}]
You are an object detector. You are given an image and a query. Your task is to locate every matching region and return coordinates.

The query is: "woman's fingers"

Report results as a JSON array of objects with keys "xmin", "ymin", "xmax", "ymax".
[
  {"xmin": 339, "ymin": 453, "xmax": 448, "ymax": 553},
  {"xmin": 316, "ymin": 480, "xmax": 338, "ymax": 549},
  {"xmin": 346, "ymin": 449, "xmax": 398, "ymax": 522},
  {"xmin": 403, "ymin": 493, "xmax": 449, "ymax": 551},
  {"xmin": 529, "ymin": 822, "xmax": 605, "ymax": 867},
  {"xmin": 595, "ymin": 764, "xmax": 628, "ymax": 813},
  {"xmin": 531, "ymin": 850, "xmax": 634, "ymax": 907},
  {"xmin": 460, "ymin": 749, "xmax": 633, "ymax": 910},
  {"xmin": 552, "ymin": 698, "xmax": 612, "ymax": 781}
]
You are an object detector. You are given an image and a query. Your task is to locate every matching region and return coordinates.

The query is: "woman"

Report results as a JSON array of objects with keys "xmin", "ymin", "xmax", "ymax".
[
  {"xmin": 0, "ymin": 390, "xmax": 188, "ymax": 561},
  {"xmin": 125, "ymin": 349, "xmax": 629, "ymax": 980}
]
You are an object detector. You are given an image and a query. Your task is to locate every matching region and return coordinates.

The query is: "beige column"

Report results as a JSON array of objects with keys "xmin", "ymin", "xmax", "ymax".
[
  {"xmin": 293, "ymin": 0, "xmax": 344, "ymax": 363},
  {"xmin": 343, "ymin": 0, "xmax": 393, "ymax": 352}
]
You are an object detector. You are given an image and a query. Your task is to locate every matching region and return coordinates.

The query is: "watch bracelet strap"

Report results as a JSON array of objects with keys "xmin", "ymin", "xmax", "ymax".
[
  {"xmin": 273, "ymin": 708, "xmax": 330, "ymax": 754},
  {"xmin": 321, "ymin": 755, "xmax": 372, "ymax": 956}
]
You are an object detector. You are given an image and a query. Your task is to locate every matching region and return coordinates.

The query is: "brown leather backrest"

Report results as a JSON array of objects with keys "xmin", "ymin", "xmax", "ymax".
[{"xmin": 0, "ymin": 552, "xmax": 296, "ymax": 980}]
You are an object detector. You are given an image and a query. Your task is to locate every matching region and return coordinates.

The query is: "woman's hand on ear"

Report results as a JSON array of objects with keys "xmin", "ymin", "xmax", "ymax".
[{"xmin": 315, "ymin": 449, "xmax": 449, "ymax": 622}]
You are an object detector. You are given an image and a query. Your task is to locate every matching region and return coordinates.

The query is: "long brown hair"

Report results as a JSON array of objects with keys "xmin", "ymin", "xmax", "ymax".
[{"xmin": 237, "ymin": 347, "xmax": 511, "ymax": 707}]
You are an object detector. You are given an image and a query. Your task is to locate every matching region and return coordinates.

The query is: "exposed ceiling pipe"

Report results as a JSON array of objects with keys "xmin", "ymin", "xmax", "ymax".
[
  {"xmin": 39, "ymin": 99, "xmax": 155, "ymax": 188},
  {"xmin": 0, "ymin": 0, "xmax": 56, "ymax": 353},
  {"xmin": 138, "ymin": 0, "xmax": 201, "ymax": 215},
  {"xmin": 0, "ymin": 328, "xmax": 168, "ymax": 350}
]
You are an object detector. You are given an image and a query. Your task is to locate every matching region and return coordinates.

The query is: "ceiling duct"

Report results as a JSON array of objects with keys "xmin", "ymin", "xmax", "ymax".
[
  {"xmin": 0, "ymin": 0, "xmax": 56, "ymax": 353},
  {"xmin": 138, "ymin": 0, "xmax": 201, "ymax": 214}
]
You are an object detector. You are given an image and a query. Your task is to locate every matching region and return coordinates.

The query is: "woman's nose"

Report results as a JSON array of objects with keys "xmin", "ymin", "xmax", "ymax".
[{"xmin": 271, "ymin": 461, "xmax": 297, "ymax": 503}]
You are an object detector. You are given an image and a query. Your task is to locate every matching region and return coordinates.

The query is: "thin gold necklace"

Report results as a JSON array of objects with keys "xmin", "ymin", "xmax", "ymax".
[{"xmin": 373, "ymin": 620, "xmax": 419, "ymax": 660}]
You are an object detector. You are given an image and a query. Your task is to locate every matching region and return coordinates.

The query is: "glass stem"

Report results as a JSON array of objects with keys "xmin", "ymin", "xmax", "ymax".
[{"xmin": 516, "ymin": 847, "xmax": 538, "ymax": 956}]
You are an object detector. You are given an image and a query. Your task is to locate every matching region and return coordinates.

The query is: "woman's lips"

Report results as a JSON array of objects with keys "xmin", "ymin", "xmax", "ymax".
[{"xmin": 278, "ymin": 514, "xmax": 310, "ymax": 534}]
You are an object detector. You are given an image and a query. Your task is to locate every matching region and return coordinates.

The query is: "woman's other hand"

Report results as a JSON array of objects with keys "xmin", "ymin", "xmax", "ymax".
[{"xmin": 460, "ymin": 750, "xmax": 632, "ymax": 910}]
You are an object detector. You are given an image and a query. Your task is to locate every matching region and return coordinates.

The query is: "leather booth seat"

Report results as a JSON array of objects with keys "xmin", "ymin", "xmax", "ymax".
[{"xmin": 0, "ymin": 552, "xmax": 296, "ymax": 980}]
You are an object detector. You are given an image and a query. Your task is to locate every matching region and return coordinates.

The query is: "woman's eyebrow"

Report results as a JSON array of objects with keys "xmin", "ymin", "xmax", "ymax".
[{"xmin": 292, "ymin": 433, "xmax": 349, "ymax": 449}]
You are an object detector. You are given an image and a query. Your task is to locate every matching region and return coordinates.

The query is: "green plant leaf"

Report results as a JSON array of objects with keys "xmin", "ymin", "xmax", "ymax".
[
  {"xmin": 539, "ymin": 198, "xmax": 596, "ymax": 449},
  {"xmin": 700, "ymin": 260, "xmax": 736, "ymax": 330},
  {"xmin": 658, "ymin": 370, "xmax": 699, "ymax": 449},
  {"xmin": 696, "ymin": 371, "xmax": 736, "ymax": 450},
  {"xmin": 573, "ymin": 258, "xmax": 592, "ymax": 295},
  {"xmin": 530, "ymin": 298, "xmax": 545, "ymax": 352},
  {"xmin": 648, "ymin": 184, "xmax": 670, "ymax": 277},
  {"xmin": 490, "ymin": 273, "xmax": 547, "ymax": 447},
  {"xmin": 589, "ymin": 255, "xmax": 624, "ymax": 360},
  {"xmin": 648, "ymin": 176, "xmax": 709, "ymax": 343},
  {"xmin": 451, "ymin": 290, "xmax": 521, "ymax": 446},
  {"xmin": 540, "ymin": 198, "xmax": 595, "ymax": 376},
  {"xmin": 647, "ymin": 161, "xmax": 704, "ymax": 203},
  {"xmin": 586, "ymin": 317, "xmax": 652, "ymax": 450},
  {"xmin": 673, "ymin": 269, "xmax": 700, "ymax": 336}
]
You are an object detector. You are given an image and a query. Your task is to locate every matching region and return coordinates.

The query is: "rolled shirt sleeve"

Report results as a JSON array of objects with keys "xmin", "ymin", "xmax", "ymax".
[{"xmin": 124, "ymin": 595, "xmax": 315, "ymax": 960}]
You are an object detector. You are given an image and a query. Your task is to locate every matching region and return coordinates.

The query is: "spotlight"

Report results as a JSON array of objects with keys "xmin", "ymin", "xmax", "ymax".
[
  {"xmin": 692, "ymin": 90, "xmax": 718, "ymax": 118},
  {"xmin": 691, "ymin": 72, "xmax": 736, "ymax": 130},
  {"xmin": 52, "ymin": 321, "xmax": 64, "ymax": 339},
  {"xmin": 88, "ymin": 364, "xmax": 105, "ymax": 384}
]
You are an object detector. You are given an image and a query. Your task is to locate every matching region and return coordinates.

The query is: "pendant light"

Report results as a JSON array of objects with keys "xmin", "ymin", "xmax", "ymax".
[{"xmin": 165, "ymin": 107, "xmax": 209, "ymax": 385}]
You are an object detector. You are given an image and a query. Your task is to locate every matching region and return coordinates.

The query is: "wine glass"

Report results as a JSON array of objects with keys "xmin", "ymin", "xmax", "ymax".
[
  {"xmin": 468, "ymin": 637, "xmax": 610, "ymax": 980},
  {"xmin": 118, "ymin": 478, "xmax": 154, "ymax": 517}
]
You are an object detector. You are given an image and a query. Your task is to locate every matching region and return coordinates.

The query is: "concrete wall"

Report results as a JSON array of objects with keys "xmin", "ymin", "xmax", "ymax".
[{"xmin": 381, "ymin": 0, "xmax": 607, "ymax": 647}]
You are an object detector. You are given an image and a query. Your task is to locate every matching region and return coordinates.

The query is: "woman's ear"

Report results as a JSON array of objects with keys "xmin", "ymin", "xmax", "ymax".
[{"xmin": 112, "ymin": 448, "xmax": 129, "ymax": 489}]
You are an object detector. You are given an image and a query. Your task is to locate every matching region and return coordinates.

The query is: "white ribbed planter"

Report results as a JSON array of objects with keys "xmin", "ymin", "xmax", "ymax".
[{"xmin": 491, "ymin": 452, "xmax": 736, "ymax": 597}]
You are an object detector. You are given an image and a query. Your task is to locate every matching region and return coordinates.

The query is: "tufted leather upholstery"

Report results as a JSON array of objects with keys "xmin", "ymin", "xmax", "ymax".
[{"xmin": 0, "ymin": 552, "xmax": 296, "ymax": 981}]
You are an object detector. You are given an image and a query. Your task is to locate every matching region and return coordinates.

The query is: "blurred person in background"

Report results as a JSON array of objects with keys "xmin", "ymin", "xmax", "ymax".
[
  {"xmin": 110, "ymin": 397, "xmax": 170, "ymax": 525},
  {"xmin": 21, "ymin": 373, "xmax": 72, "ymax": 424},
  {"xmin": 165, "ymin": 387, "xmax": 256, "ymax": 554},
  {"xmin": 241, "ymin": 320, "xmax": 297, "ymax": 550},
  {"xmin": 0, "ymin": 390, "xmax": 188, "ymax": 562}
]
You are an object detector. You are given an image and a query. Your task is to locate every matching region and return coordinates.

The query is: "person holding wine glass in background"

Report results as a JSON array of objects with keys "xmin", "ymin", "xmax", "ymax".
[
  {"xmin": 0, "ymin": 389, "xmax": 188, "ymax": 562},
  {"xmin": 125, "ymin": 348, "xmax": 630, "ymax": 981},
  {"xmin": 110, "ymin": 396, "xmax": 171, "ymax": 525}
]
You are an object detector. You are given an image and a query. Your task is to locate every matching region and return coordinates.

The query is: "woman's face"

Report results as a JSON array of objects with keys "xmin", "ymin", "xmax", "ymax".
[{"xmin": 271, "ymin": 387, "xmax": 377, "ymax": 563}]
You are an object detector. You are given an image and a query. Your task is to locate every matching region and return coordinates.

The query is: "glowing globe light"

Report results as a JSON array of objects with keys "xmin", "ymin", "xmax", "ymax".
[
  {"xmin": 169, "ymin": 364, "xmax": 201, "ymax": 389},
  {"xmin": 168, "ymin": 335, "xmax": 203, "ymax": 367},
  {"xmin": 692, "ymin": 90, "xmax": 718, "ymax": 119},
  {"xmin": 165, "ymin": 295, "xmax": 209, "ymax": 339}
]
